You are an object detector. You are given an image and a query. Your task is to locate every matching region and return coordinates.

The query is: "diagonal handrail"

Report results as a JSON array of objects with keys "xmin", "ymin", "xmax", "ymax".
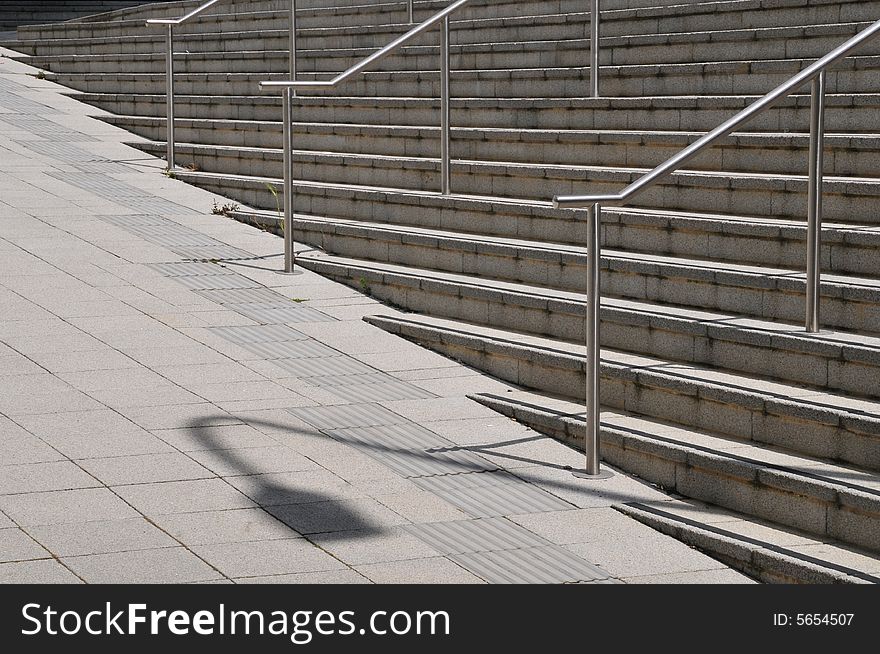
[
  {"xmin": 260, "ymin": 0, "xmax": 471, "ymax": 273},
  {"xmin": 147, "ymin": 0, "xmax": 300, "ymax": 169},
  {"xmin": 551, "ymin": 17, "xmax": 880, "ymax": 479}
]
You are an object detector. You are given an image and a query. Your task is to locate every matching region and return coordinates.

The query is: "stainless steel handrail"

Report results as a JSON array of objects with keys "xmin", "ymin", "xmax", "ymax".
[
  {"xmin": 260, "ymin": 0, "xmax": 471, "ymax": 272},
  {"xmin": 553, "ymin": 17, "xmax": 880, "ymax": 479},
  {"xmin": 147, "ymin": 0, "xmax": 300, "ymax": 169}
]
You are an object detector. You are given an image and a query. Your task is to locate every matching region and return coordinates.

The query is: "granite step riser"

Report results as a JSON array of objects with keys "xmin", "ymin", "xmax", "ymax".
[
  {"xmin": 78, "ymin": 94, "xmax": 880, "ymax": 132},
  {"xmin": 139, "ymin": 144, "xmax": 880, "ymax": 224},
  {"xmin": 24, "ymin": 30, "xmax": 880, "ymax": 74},
  {"xmin": 617, "ymin": 505, "xmax": 873, "ymax": 584},
  {"xmin": 469, "ymin": 396, "xmax": 880, "ymax": 555},
  {"xmin": 269, "ymin": 220, "xmax": 880, "ymax": 334},
  {"xmin": 112, "ymin": 118, "xmax": 880, "ymax": 178},
  {"xmin": 364, "ymin": 314, "xmax": 880, "ymax": 486},
  {"xmin": 302, "ymin": 260, "xmax": 880, "ymax": 400},
  {"xmin": 44, "ymin": 64, "xmax": 880, "ymax": 97}
]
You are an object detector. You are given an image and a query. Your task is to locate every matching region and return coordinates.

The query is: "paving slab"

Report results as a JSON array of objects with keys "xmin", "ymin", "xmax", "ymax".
[{"xmin": 0, "ymin": 49, "xmax": 751, "ymax": 584}]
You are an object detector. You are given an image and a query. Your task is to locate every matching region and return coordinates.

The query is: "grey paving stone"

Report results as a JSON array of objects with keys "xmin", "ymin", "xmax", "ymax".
[
  {"xmin": 225, "ymin": 469, "xmax": 362, "ymax": 507},
  {"xmin": 78, "ymin": 452, "xmax": 215, "ymax": 486},
  {"xmin": 565, "ymin": 532, "xmax": 731, "ymax": 579},
  {"xmin": 355, "ymin": 557, "xmax": 485, "ymax": 584},
  {"xmin": 0, "ymin": 527, "xmax": 51, "ymax": 562},
  {"xmin": 0, "ymin": 488, "xmax": 139, "ymax": 527},
  {"xmin": 24, "ymin": 348, "xmax": 139, "ymax": 374},
  {"xmin": 0, "ymin": 418, "xmax": 65, "ymax": 466},
  {"xmin": 310, "ymin": 526, "xmax": 439, "ymax": 565},
  {"xmin": 0, "ymin": 559, "xmax": 82, "ymax": 584},
  {"xmin": 624, "ymin": 569, "xmax": 756, "ymax": 584},
  {"xmin": 321, "ymin": 380, "xmax": 437, "ymax": 403},
  {"xmin": 0, "ymin": 460, "xmax": 100, "ymax": 495},
  {"xmin": 254, "ymin": 356, "xmax": 376, "ymax": 378},
  {"xmin": 372, "ymin": 491, "xmax": 470, "ymax": 524},
  {"xmin": 28, "ymin": 517, "xmax": 178, "ymax": 557},
  {"xmin": 63, "ymin": 547, "xmax": 223, "ymax": 584},
  {"xmin": 151, "ymin": 423, "xmax": 280, "ymax": 452},
  {"xmin": 112, "ymin": 479, "xmax": 257, "ymax": 516},
  {"xmin": 229, "ymin": 302, "xmax": 335, "ymax": 325},
  {"xmin": 267, "ymin": 497, "xmax": 408, "ymax": 535},
  {"xmin": 121, "ymin": 403, "xmax": 241, "ymax": 431},
  {"xmin": 209, "ymin": 324, "xmax": 310, "ymax": 344},
  {"xmin": 234, "ymin": 569, "xmax": 370, "ymax": 584},
  {"xmin": 153, "ymin": 508, "xmax": 297, "ymax": 546},
  {"xmin": 187, "ymin": 446, "xmax": 319, "ymax": 478},
  {"xmin": 509, "ymin": 507, "xmax": 652, "ymax": 545},
  {"xmin": 16, "ymin": 409, "xmax": 174, "ymax": 459},
  {"xmin": 193, "ymin": 538, "xmax": 345, "ymax": 578}
]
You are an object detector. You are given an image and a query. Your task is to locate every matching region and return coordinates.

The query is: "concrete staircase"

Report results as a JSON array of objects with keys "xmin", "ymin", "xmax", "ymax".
[
  {"xmin": 0, "ymin": 1, "xmax": 178, "ymax": 31},
  {"xmin": 4, "ymin": 0, "xmax": 880, "ymax": 583}
]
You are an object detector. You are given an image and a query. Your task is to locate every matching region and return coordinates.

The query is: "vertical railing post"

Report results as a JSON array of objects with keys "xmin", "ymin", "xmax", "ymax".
[
  {"xmin": 289, "ymin": 0, "xmax": 297, "ymax": 81},
  {"xmin": 440, "ymin": 15, "xmax": 451, "ymax": 195},
  {"xmin": 282, "ymin": 87, "xmax": 294, "ymax": 273},
  {"xmin": 573, "ymin": 203, "xmax": 612, "ymax": 479},
  {"xmin": 806, "ymin": 71, "xmax": 826, "ymax": 333},
  {"xmin": 590, "ymin": 0, "xmax": 600, "ymax": 97},
  {"xmin": 165, "ymin": 23, "xmax": 175, "ymax": 170},
  {"xmin": 408, "ymin": 0, "xmax": 414, "ymax": 23}
]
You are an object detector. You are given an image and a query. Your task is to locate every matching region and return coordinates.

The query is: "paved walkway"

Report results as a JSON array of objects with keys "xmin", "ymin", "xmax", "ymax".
[{"xmin": 0, "ymin": 50, "xmax": 752, "ymax": 584}]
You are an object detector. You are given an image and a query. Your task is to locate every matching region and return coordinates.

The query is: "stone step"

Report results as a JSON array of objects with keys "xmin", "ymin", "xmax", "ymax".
[
  {"xmin": 42, "ymin": 55, "xmax": 880, "ymax": 97},
  {"xmin": 11, "ymin": 0, "xmax": 879, "ymax": 53},
  {"xmin": 284, "ymin": 250, "xmax": 880, "ymax": 400},
  {"xmin": 362, "ymin": 312, "xmax": 880, "ymax": 472},
  {"xmin": 615, "ymin": 498, "xmax": 880, "ymax": 583},
  {"xmin": 136, "ymin": 141, "xmax": 880, "ymax": 223},
  {"xmin": 72, "ymin": 91, "xmax": 880, "ymax": 132},
  {"xmin": 231, "ymin": 208, "xmax": 880, "ymax": 333},
  {"xmin": 20, "ymin": 22, "xmax": 880, "ymax": 74},
  {"xmin": 104, "ymin": 114, "xmax": 880, "ymax": 177},
  {"xmin": 464, "ymin": 387, "xmax": 880, "ymax": 556}
]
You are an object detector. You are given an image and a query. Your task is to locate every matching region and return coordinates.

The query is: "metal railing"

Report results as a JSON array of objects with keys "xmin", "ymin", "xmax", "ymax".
[
  {"xmin": 553, "ymin": 17, "xmax": 880, "ymax": 479},
  {"xmin": 147, "ymin": 0, "xmax": 300, "ymax": 170},
  {"xmin": 260, "ymin": 0, "xmax": 470, "ymax": 272}
]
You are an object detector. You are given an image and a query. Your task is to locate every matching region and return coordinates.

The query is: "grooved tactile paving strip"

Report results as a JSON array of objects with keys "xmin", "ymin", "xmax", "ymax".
[
  {"xmin": 449, "ymin": 546, "xmax": 609, "ymax": 584},
  {"xmin": 414, "ymin": 472, "xmax": 576, "ymax": 517},
  {"xmin": 345, "ymin": 442, "xmax": 499, "ymax": 478},
  {"xmin": 0, "ymin": 115, "xmax": 91, "ymax": 139},
  {"xmin": 289, "ymin": 403, "xmax": 409, "ymax": 430},
  {"xmin": 301, "ymin": 372, "xmax": 400, "ymax": 388},
  {"xmin": 403, "ymin": 517, "xmax": 554, "ymax": 555},
  {"xmin": 172, "ymin": 274, "xmax": 259, "ymax": 291},
  {"xmin": 320, "ymin": 379, "xmax": 436, "ymax": 402},
  {"xmin": 328, "ymin": 423, "xmax": 453, "ymax": 450},
  {"xmin": 228, "ymin": 302, "xmax": 335, "ymax": 324},
  {"xmin": 194, "ymin": 287, "xmax": 282, "ymax": 304},
  {"xmin": 234, "ymin": 338, "xmax": 339, "ymax": 360},
  {"xmin": 267, "ymin": 356, "xmax": 376, "ymax": 378},
  {"xmin": 208, "ymin": 324, "xmax": 308, "ymax": 344},
  {"xmin": 111, "ymin": 215, "xmax": 178, "ymax": 229},
  {"xmin": 166, "ymin": 244, "xmax": 256, "ymax": 260},
  {"xmin": 17, "ymin": 140, "xmax": 108, "ymax": 163}
]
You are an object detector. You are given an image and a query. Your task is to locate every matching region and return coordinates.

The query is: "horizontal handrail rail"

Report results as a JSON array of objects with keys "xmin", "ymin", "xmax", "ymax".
[
  {"xmin": 145, "ymin": 0, "xmax": 227, "ymax": 25},
  {"xmin": 260, "ymin": 0, "xmax": 470, "ymax": 92},
  {"xmin": 554, "ymin": 17, "xmax": 880, "ymax": 209},
  {"xmin": 262, "ymin": 0, "xmax": 471, "ymax": 276},
  {"xmin": 147, "ymin": 0, "xmax": 300, "ymax": 170},
  {"xmin": 551, "ymin": 17, "xmax": 880, "ymax": 479}
]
